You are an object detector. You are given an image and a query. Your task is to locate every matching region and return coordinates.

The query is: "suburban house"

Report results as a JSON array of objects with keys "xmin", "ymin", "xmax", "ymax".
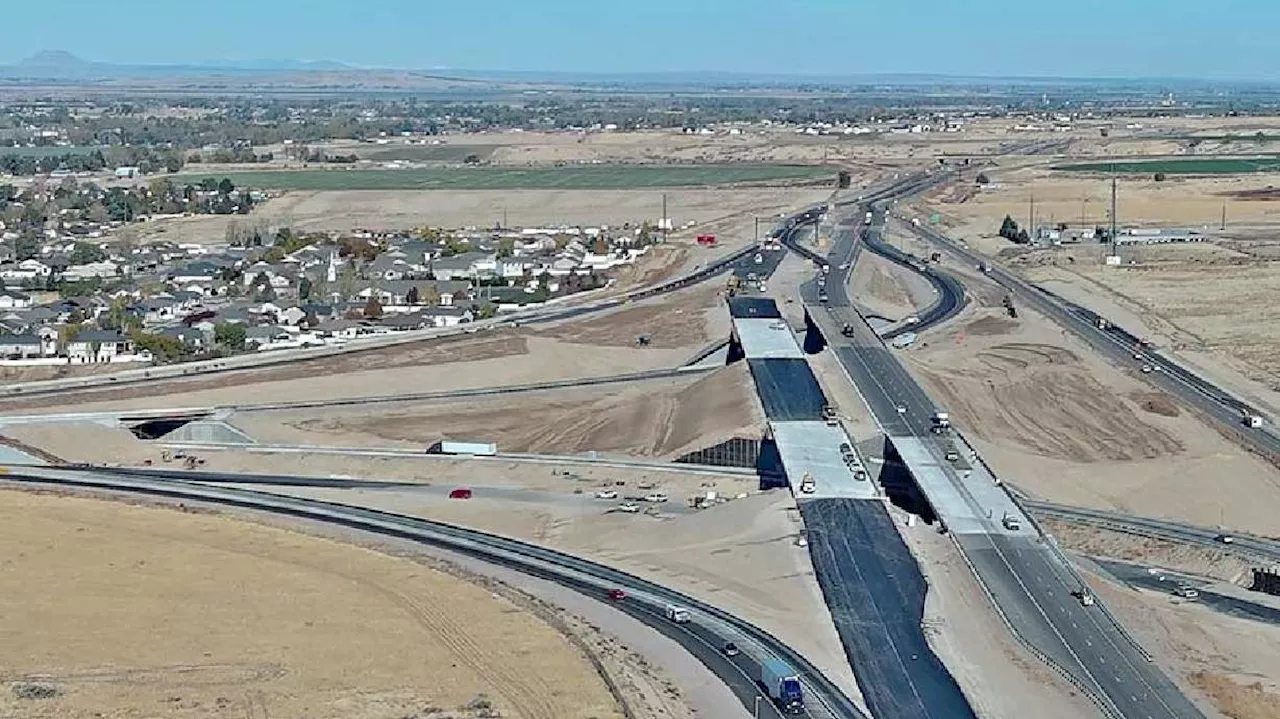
[
  {"xmin": 65, "ymin": 331, "xmax": 135, "ymax": 363},
  {"xmin": 0, "ymin": 334, "xmax": 50, "ymax": 359},
  {"xmin": 63, "ymin": 260, "xmax": 125, "ymax": 281},
  {"xmin": 0, "ymin": 290, "xmax": 33, "ymax": 310}
]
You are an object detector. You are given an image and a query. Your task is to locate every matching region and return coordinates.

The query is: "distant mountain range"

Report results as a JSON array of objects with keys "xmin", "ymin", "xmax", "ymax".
[
  {"xmin": 2, "ymin": 50, "xmax": 355, "ymax": 79},
  {"xmin": 3, "ymin": 50, "xmax": 1275, "ymax": 90}
]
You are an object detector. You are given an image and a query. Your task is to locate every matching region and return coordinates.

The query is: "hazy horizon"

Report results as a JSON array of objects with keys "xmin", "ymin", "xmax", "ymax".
[{"xmin": 5, "ymin": 0, "xmax": 1279, "ymax": 82}]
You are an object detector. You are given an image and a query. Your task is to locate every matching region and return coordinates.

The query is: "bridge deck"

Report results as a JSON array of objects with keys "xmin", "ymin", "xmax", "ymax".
[
  {"xmin": 733, "ymin": 317, "xmax": 805, "ymax": 360},
  {"xmin": 771, "ymin": 421, "xmax": 877, "ymax": 500}
]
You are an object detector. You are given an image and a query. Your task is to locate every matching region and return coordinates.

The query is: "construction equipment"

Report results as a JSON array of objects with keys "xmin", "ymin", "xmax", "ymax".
[
  {"xmin": 726, "ymin": 275, "xmax": 741, "ymax": 297},
  {"xmin": 635, "ymin": 334, "xmax": 651, "ymax": 347}
]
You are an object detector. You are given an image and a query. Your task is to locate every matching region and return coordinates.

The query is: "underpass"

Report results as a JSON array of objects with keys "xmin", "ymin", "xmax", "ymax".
[
  {"xmin": 729, "ymin": 295, "xmax": 978, "ymax": 719},
  {"xmin": 806, "ymin": 200, "xmax": 1208, "ymax": 719}
]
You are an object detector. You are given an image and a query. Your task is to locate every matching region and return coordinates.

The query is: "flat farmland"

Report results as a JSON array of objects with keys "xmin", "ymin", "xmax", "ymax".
[
  {"xmin": 1056, "ymin": 157, "xmax": 1280, "ymax": 174},
  {"xmin": 182, "ymin": 164, "xmax": 832, "ymax": 190}
]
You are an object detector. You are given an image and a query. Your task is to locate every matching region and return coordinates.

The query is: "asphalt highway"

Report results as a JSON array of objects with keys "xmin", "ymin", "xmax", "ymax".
[
  {"xmin": 803, "ymin": 194, "xmax": 1207, "ymax": 719},
  {"xmin": 903, "ymin": 220, "xmax": 1280, "ymax": 463}
]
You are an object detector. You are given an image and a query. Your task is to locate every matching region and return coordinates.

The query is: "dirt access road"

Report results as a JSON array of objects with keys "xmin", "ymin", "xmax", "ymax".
[{"xmin": 0, "ymin": 488, "xmax": 625, "ymax": 719}]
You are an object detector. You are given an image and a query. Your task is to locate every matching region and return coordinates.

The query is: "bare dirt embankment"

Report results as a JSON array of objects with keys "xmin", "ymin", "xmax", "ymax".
[
  {"xmin": 914, "ymin": 335, "xmax": 1182, "ymax": 463},
  {"xmin": 247, "ymin": 363, "xmax": 764, "ymax": 459},
  {"xmin": 0, "ymin": 488, "xmax": 624, "ymax": 719},
  {"xmin": 900, "ymin": 288, "xmax": 1280, "ymax": 535}
]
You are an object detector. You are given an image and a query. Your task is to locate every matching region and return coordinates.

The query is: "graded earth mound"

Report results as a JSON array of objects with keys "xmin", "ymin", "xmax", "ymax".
[
  {"xmin": 274, "ymin": 363, "xmax": 764, "ymax": 458},
  {"xmin": 916, "ymin": 342, "xmax": 1184, "ymax": 462}
]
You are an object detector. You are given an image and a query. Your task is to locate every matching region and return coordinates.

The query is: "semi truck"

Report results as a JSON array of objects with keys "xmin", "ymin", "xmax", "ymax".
[
  {"xmin": 930, "ymin": 411, "xmax": 951, "ymax": 433},
  {"xmin": 758, "ymin": 657, "xmax": 805, "ymax": 714}
]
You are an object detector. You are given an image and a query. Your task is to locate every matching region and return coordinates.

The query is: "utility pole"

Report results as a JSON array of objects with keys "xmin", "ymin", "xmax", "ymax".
[
  {"xmin": 754, "ymin": 216, "xmax": 760, "ymax": 244},
  {"xmin": 1110, "ymin": 177, "xmax": 1118, "ymax": 255},
  {"xmin": 1221, "ymin": 202, "xmax": 1227, "ymax": 231},
  {"xmin": 661, "ymin": 193, "xmax": 668, "ymax": 244},
  {"xmin": 502, "ymin": 207, "xmax": 508, "ymax": 229},
  {"xmin": 1028, "ymin": 191, "xmax": 1035, "ymax": 241}
]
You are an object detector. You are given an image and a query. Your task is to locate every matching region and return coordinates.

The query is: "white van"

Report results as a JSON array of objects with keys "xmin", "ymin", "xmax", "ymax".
[{"xmin": 665, "ymin": 605, "xmax": 691, "ymax": 623}]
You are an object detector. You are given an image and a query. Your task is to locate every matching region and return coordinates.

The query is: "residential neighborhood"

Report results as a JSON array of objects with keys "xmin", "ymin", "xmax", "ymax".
[{"xmin": 0, "ymin": 215, "xmax": 663, "ymax": 365}]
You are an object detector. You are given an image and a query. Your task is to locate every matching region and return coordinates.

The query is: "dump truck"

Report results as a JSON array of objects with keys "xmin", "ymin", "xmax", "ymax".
[{"xmin": 758, "ymin": 657, "xmax": 805, "ymax": 714}]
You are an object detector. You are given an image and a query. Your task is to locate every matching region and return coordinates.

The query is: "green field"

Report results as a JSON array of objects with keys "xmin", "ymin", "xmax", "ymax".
[
  {"xmin": 1055, "ymin": 157, "xmax": 1280, "ymax": 174},
  {"xmin": 357, "ymin": 144, "xmax": 499, "ymax": 163},
  {"xmin": 181, "ymin": 164, "xmax": 832, "ymax": 190}
]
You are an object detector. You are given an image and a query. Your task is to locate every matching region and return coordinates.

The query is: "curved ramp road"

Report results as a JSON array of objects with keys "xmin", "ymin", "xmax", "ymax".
[
  {"xmin": 0, "ymin": 466, "xmax": 867, "ymax": 719},
  {"xmin": 901, "ymin": 220, "xmax": 1280, "ymax": 463},
  {"xmin": 805, "ymin": 192, "xmax": 1207, "ymax": 719},
  {"xmin": 1024, "ymin": 500, "xmax": 1280, "ymax": 564}
]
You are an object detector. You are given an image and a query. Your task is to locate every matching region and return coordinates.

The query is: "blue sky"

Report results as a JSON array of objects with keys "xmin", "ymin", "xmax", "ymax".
[{"xmin": 6, "ymin": 0, "xmax": 1277, "ymax": 79}]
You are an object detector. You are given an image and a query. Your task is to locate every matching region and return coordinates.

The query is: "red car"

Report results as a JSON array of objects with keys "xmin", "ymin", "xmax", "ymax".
[
  {"xmin": 607, "ymin": 588, "xmax": 627, "ymax": 601},
  {"xmin": 448, "ymin": 488, "xmax": 473, "ymax": 500}
]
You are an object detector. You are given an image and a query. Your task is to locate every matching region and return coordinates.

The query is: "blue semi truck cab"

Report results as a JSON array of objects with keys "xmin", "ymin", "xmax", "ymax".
[{"xmin": 759, "ymin": 657, "xmax": 805, "ymax": 714}]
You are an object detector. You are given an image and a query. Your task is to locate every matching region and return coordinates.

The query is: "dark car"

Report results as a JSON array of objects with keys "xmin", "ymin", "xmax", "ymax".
[
  {"xmin": 722, "ymin": 642, "xmax": 740, "ymax": 657},
  {"xmin": 607, "ymin": 588, "xmax": 627, "ymax": 601}
]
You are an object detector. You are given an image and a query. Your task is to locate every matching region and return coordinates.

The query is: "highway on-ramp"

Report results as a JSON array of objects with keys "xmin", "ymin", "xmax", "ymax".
[
  {"xmin": 0, "ymin": 465, "xmax": 867, "ymax": 719},
  {"xmin": 902, "ymin": 219, "xmax": 1280, "ymax": 464},
  {"xmin": 803, "ymin": 195, "xmax": 1207, "ymax": 719}
]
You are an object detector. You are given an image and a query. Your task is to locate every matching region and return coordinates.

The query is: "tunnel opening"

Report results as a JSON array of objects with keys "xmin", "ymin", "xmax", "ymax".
[
  {"xmin": 878, "ymin": 435, "xmax": 940, "ymax": 525},
  {"xmin": 127, "ymin": 418, "xmax": 196, "ymax": 440}
]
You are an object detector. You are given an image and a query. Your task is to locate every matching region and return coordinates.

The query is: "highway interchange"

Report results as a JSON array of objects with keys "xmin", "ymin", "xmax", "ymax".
[
  {"xmin": 2, "ymin": 171, "xmax": 1275, "ymax": 719},
  {"xmin": 790, "ymin": 186, "xmax": 1208, "ymax": 719}
]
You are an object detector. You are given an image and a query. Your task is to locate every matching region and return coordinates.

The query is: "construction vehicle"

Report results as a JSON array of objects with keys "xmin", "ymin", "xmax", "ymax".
[
  {"xmin": 930, "ymin": 411, "xmax": 951, "ymax": 433},
  {"xmin": 758, "ymin": 657, "xmax": 806, "ymax": 715},
  {"xmin": 1001, "ymin": 513, "xmax": 1022, "ymax": 531},
  {"xmin": 726, "ymin": 275, "xmax": 741, "ymax": 297},
  {"xmin": 841, "ymin": 323, "xmax": 856, "ymax": 337},
  {"xmin": 636, "ymin": 334, "xmax": 651, "ymax": 347}
]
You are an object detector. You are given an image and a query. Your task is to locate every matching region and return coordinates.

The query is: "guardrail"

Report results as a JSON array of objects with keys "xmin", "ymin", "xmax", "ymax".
[{"xmin": 1, "ymin": 467, "xmax": 864, "ymax": 719}]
